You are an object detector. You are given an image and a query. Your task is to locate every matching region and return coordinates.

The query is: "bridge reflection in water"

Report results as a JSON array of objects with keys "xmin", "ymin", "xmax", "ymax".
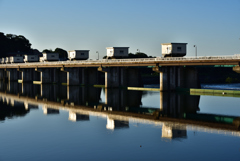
[{"xmin": 0, "ymin": 81, "xmax": 239, "ymax": 139}]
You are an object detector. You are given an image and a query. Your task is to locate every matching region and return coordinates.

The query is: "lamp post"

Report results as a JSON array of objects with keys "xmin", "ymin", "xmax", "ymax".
[
  {"xmin": 193, "ymin": 45, "xmax": 197, "ymax": 58},
  {"xmin": 96, "ymin": 51, "xmax": 99, "ymax": 60},
  {"xmin": 137, "ymin": 49, "xmax": 140, "ymax": 53}
]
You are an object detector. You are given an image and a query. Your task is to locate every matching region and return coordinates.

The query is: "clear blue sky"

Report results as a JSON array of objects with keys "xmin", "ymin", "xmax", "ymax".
[{"xmin": 0, "ymin": 0, "xmax": 239, "ymax": 59}]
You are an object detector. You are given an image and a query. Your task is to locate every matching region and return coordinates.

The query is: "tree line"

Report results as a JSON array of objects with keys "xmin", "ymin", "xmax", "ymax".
[{"xmin": 0, "ymin": 32, "xmax": 68, "ymax": 59}]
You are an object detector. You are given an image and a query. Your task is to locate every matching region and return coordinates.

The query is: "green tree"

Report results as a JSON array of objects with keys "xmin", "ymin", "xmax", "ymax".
[{"xmin": 54, "ymin": 48, "xmax": 68, "ymax": 59}]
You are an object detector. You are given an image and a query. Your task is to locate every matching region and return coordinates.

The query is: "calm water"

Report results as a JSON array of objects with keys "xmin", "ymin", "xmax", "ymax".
[{"xmin": 0, "ymin": 82, "xmax": 240, "ymax": 161}]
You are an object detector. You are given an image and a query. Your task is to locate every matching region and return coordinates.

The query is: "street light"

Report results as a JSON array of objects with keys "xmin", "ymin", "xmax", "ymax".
[
  {"xmin": 193, "ymin": 45, "xmax": 197, "ymax": 58},
  {"xmin": 96, "ymin": 51, "xmax": 99, "ymax": 60},
  {"xmin": 137, "ymin": 49, "xmax": 140, "ymax": 53}
]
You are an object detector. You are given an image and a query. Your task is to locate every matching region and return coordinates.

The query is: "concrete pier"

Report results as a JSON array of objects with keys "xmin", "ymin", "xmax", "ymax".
[
  {"xmin": 18, "ymin": 68, "xmax": 38, "ymax": 83},
  {"xmin": 153, "ymin": 66, "xmax": 200, "ymax": 91},
  {"xmin": 35, "ymin": 68, "xmax": 58, "ymax": 84},
  {"xmin": 98, "ymin": 67, "xmax": 142, "ymax": 88},
  {"xmin": 0, "ymin": 69, "xmax": 6, "ymax": 80},
  {"xmin": 61, "ymin": 67, "xmax": 80, "ymax": 85},
  {"xmin": 7, "ymin": 82, "xmax": 19, "ymax": 94},
  {"xmin": 5, "ymin": 69, "xmax": 18, "ymax": 82},
  {"xmin": 81, "ymin": 68, "xmax": 100, "ymax": 86}
]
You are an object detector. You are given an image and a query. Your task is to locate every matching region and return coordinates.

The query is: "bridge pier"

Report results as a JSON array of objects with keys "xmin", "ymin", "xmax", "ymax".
[
  {"xmin": 18, "ymin": 68, "xmax": 38, "ymax": 83},
  {"xmin": 61, "ymin": 67, "xmax": 80, "ymax": 85},
  {"xmin": 0, "ymin": 69, "xmax": 6, "ymax": 80},
  {"xmin": 35, "ymin": 68, "xmax": 58, "ymax": 84},
  {"xmin": 80, "ymin": 68, "xmax": 100, "ymax": 86},
  {"xmin": 5, "ymin": 69, "xmax": 18, "ymax": 82},
  {"xmin": 98, "ymin": 67, "xmax": 142, "ymax": 88},
  {"xmin": 7, "ymin": 82, "xmax": 19, "ymax": 94},
  {"xmin": 153, "ymin": 66, "xmax": 200, "ymax": 91}
]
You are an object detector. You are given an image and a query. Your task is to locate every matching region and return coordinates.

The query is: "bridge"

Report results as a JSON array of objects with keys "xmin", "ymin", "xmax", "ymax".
[
  {"xmin": 0, "ymin": 55, "xmax": 240, "ymax": 68},
  {"xmin": 0, "ymin": 55, "xmax": 240, "ymax": 91}
]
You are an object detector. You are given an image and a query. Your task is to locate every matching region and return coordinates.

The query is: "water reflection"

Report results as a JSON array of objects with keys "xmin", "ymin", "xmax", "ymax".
[
  {"xmin": 69, "ymin": 111, "xmax": 89, "ymax": 122},
  {"xmin": 0, "ymin": 81, "xmax": 239, "ymax": 135},
  {"xmin": 162, "ymin": 123, "xmax": 187, "ymax": 139},
  {"xmin": 0, "ymin": 97, "xmax": 29, "ymax": 121},
  {"xmin": 42, "ymin": 105, "xmax": 59, "ymax": 115},
  {"xmin": 106, "ymin": 116, "xmax": 129, "ymax": 130}
]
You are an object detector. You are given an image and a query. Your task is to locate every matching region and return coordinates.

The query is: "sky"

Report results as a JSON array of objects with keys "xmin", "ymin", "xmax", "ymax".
[{"xmin": 0, "ymin": 0, "xmax": 240, "ymax": 59}]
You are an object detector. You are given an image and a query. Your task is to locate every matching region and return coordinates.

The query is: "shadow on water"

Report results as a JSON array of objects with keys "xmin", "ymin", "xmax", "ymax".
[{"xmin": 0, "ymin": 81, "xmax": 239, "ymax": 135}]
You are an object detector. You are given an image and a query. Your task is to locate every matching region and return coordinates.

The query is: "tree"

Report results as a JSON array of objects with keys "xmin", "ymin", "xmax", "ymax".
[
  {"xmin": 0, "ymin": 33, "xmax": 32, "ymax": 57},
  {"xmin": 54, "ymin": 48, "xmax": 68, "ymax": 59},
  {"xmin": 42, "ymin": 49, "xmax": 54, "ymax": 53}
]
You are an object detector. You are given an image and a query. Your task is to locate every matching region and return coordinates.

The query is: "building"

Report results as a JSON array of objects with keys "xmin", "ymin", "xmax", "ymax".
[
  {"xmin": 9, "ymin": 56, "xmax": 24, "ymax": 63},
  {"xmin": 161, "ymin": 43, "xmax": 187, "ymax": 57},
  {"xmin": 24, "ymin": 55, "xmax": 39, "ymax": 62},
  {"xmin": 40, "ymin": 53, "xmax": 59, "ymax": 62},
  {"xmin": 106, "ymin": 47, "xmax": 129, "ymax": 58},
  {"xmin": 68, "ymin": 50, "xmax": 89, "ymax": 60}
]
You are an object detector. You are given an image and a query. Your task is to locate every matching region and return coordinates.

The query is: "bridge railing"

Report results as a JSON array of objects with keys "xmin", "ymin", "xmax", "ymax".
[{"xmin": 1, "ymin": 55, "xmax": 240, "ymax": 66}]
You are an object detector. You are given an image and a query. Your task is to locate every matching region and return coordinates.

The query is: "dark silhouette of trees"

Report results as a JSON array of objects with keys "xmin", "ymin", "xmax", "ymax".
[
  {"xmin": 0, "ymin": 32, "xmax": 32, "ymax": 57},
  {"xmin": 54, "ymin": 48, "xmax": 68, "ymax": 59},
  {"xmin": 128, "ymin": 52, "xmax": 148, "ymax": 58},
  {"xmin": 103, "ymin": 52, "xmax": 155, "ymax": 59}
]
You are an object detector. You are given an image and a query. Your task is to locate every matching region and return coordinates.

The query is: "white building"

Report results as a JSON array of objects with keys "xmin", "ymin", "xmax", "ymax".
[
  {"xmin": 40, "ymin": 53, "xmax": 59, "ymax": 62},
  {"xmin": 24, "ymin": 55, "xmax": 39, "ymax": 62},
  {"xmin": 1, "ymin": 58, "xmax": 5, "ymax": 64},
  {"xmin": 9, "ymin": 56, "xmax": 24, "ymax": 63},
  {"xmin": 106, "ymin": 47, "xmax": 129, "ymax": 58},
  {"xmin": 161, "ymin": 43, "xmax": 187, "ymax": 57},
  {"xmin": 68, "ymin": 50, "xmax": 89, "ymax": 60}
]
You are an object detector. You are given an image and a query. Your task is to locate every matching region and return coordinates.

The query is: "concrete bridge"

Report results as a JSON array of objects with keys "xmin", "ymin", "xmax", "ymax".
[{"xmin": 0, "ymin": 55, "xmax": 240, "ymax": 91}]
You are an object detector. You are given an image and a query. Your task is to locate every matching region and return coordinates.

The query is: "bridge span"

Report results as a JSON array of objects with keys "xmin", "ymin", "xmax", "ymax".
[
  {"xmin": 0, "ymin": 55, "xmax": 240, "ymax": 91},
  {"xmin": 0, "ymin": 55, "xmax": 240, "ymax": 68}
]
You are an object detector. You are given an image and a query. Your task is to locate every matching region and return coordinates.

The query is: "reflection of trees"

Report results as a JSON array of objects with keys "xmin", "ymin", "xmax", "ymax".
[{"xmin": 0, "ymin": 102, "xmax": 29, "ymax": 121}]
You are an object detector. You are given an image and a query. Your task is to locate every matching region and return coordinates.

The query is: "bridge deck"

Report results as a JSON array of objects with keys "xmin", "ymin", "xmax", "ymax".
[{"xmin": 0, "ymin": 56, "xmax": 240, "ymax": 68}]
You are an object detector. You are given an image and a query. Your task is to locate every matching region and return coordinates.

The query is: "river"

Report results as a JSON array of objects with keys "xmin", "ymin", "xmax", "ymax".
[{"xmin": 0, "ymin": 82, "xmax": 239, "ymax": 161}]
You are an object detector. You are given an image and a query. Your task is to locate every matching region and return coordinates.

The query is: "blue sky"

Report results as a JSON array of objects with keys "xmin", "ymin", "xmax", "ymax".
[{"xmin": 0, "ymin": 0, "xmax": 239, "ymax": 59}]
